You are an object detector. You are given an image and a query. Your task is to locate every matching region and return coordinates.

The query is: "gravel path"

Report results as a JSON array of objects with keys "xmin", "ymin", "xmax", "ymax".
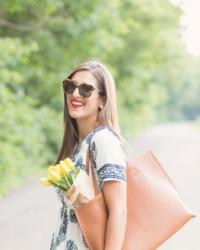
[{"xmin": 0, "ymin": 122, "xmax": 199, "ymax": 250}]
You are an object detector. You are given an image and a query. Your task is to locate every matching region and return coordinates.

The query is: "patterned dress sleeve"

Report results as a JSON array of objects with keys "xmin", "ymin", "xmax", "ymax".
[{"xmin": 90, "ymin": 128, "xmax": 127, "ymax": 189}]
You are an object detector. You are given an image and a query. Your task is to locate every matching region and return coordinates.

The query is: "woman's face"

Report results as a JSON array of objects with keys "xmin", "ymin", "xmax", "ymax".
[{"xmin": 66, "ymin": 70, "xmax": 103, "ymax": 125}]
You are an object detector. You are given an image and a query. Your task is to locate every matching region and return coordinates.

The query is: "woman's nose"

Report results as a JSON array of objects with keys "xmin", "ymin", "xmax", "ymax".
[{"xmin": 72, "ymin": 87, "xmax": 80, "ymax": 97}]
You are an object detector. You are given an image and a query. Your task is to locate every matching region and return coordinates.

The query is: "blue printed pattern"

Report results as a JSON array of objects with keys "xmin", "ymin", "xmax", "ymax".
[
  {"xmin": 69, "ymin": 209, "xmax": 77, "ymax": 223},
  {"xmin": 49, "ymin": 126, "xmax": 126, "ymax": 250},
  {"xmin": 97, "ymin": 164, "xmax": 126, "ymax": 186},
  {"xmin": 90, "ymin": 141, "xmax": 97, "ymax": 169},
  {"xmin": 66, "ymin": 240, "xmax": 78, "ymax": 250}
]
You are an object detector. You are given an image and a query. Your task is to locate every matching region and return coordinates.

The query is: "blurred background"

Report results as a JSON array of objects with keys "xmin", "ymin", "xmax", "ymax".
[{"xmin": 0, "ymin": 0, "xmax": 199, "ymax": 249}]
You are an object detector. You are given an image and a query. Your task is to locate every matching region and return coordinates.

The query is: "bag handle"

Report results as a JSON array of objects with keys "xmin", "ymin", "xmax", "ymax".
[{"xmin": 86, "ymin": 142, "xmax": 99, "ymax": 196}]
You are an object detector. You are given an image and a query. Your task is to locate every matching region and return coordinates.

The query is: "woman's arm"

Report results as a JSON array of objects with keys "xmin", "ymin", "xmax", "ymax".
[{"xmin": 103, "ymin": 180, "xmax": 127, "ymax": 250}]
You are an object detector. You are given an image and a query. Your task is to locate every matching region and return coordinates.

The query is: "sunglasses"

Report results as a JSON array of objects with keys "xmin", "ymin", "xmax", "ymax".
[{"xmin": 63, "ymin": 79, "xmax": 102, "ymax": 98}]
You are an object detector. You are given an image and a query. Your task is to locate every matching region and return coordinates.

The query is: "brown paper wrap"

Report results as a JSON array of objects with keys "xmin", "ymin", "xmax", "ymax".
[{"xmin": 63, "ymin": 169, "xmax": 95, "ymax": 207}]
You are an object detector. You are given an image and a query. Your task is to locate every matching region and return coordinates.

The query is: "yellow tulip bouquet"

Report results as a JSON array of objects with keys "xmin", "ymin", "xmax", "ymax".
[{"xmin": 40, "ymin": 158, "xmax": 95, "ymax": 207}]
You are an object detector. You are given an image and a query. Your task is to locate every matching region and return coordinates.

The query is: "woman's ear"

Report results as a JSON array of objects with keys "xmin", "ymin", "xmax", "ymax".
[
  {"xmin": 98, "ymin": 98, "xmax": 104, "ymax": 111},
  {"xmin": 98, "ymin": 106, "xmax": 103, "ymax": 111}
]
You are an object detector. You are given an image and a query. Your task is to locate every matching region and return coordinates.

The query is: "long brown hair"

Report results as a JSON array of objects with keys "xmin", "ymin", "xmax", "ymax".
[{"xmin": 54, "ymin": 59, "xmax": 126, "ymax": 164}]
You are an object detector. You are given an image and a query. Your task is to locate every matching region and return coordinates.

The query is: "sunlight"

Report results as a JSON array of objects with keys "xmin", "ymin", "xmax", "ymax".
[
  {"xmin": 170, "ymin": 0, "xmax": 200, "ymax": 57},
  {"xmin": 180, "ymin": 0, "xmax": 200, "ymax": 57}
]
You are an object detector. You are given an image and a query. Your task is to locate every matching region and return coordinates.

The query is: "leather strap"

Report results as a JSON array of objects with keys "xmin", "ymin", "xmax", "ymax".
[{"xmin": 86, "ymin": 143, "xmax": 99, "ymax": 196}]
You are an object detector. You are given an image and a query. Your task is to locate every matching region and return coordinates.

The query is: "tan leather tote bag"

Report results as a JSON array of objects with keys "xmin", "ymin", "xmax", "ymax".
[{"xmin": 75, "ymin": 145, "xmax": 196, "ymax": 250}]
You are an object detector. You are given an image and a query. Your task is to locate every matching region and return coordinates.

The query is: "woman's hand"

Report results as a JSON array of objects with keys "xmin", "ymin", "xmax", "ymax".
[{"xmin": 102, "ymin": 180, "xmax": 127, "ymax": 250}]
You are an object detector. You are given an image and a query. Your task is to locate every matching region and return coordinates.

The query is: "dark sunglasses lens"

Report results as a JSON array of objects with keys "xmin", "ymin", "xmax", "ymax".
[
  {"xmin": 79, "ymin": 84, "xmax": 94, "ymax": 98},
  {"xmin": 63, "ymin": 80, "xmax": 76, "ymax": 93}
]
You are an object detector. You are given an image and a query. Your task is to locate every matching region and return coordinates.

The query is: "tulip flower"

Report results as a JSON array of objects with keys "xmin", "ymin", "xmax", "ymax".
[
  {"xmin": 48, "ymin": 169, "xmax": 61, "ymax": 182},
  {"xmin": 64, "ymin": 158, "xmax": 79, "ymax": 174},
  {"xmin": 40, "ymin": 156, "xmax": 95, "ymax": 207},
  {"xmin": 60, "ymin": 160, "xmax": 71, "ymax": 175},
  {"xmin": 54, "ymin": 164, "xmax": 63, "ymax": 176},
  {"xmin": 40, "ymin": 177, "xmax": 51, "ymax": 186},
  {"xmin": 40, "ymin": 157, "xmax": 80, "ymax": 192}
]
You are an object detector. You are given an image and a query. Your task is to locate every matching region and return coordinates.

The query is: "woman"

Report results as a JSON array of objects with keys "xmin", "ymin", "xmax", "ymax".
[{"xmin": 50, "ymin": 60, "xmax": 128, "ymax": 250}]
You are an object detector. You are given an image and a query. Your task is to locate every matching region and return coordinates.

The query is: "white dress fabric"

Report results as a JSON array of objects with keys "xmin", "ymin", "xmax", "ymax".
[{"xmin": 49, "ymin": 125, "xmax": 127, "ymax": 250}]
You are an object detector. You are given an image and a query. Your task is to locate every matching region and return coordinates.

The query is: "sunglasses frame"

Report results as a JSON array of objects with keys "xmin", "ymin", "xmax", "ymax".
[{"xmin": 62, "ymin": 78, "xmax": 102, "ymax": 98}]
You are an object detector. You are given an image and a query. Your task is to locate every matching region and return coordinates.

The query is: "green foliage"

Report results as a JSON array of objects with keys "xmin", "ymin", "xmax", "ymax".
[
  {"xmin": 0, "ymin": 0, "xmax": 200, "ymax": 196},
  {"xmin": 0, "ymin": 37, "xmax": 62, "ymax": 196},
  {"xmin": 163, "ymin": 54, "xmax": 200, "ymax": 121}
]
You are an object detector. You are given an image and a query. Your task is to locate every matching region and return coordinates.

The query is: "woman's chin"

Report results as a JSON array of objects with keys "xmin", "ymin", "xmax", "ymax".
[{"xmin": 69, "ymin": 111, "xmax": 86, "ymax": 120}]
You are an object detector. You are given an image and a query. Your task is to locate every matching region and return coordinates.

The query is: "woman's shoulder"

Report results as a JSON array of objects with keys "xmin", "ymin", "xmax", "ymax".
[
  {"xmin": 90, "ymin": 126, "xmax": 126, "ymax": 156},
  {"xmin": 91, "ymin": 126, "xmax": 121, "ymax": 144}
]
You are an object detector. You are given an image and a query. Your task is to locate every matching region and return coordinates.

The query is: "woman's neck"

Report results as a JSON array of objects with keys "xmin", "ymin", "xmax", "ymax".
[{"xmin": 77, "ymin": 118, "xmax": 99, "ymax": 142}]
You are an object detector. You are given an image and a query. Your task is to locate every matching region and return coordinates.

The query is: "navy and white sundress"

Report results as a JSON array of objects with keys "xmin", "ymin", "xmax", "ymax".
[{"xmin": 50, "ymin": 125, "xmax": 127, "ymax": 250}]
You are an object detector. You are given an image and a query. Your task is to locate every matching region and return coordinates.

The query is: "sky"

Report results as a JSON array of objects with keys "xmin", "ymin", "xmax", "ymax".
[{"xmin": 172, "ymin": 0, "xmax": 200, "ymax": 57}]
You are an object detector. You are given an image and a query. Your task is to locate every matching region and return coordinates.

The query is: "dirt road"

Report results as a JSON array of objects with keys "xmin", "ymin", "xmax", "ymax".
[{"xmin": 0, "ymin": 122, "xmax": 199, "ymax": 250}]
